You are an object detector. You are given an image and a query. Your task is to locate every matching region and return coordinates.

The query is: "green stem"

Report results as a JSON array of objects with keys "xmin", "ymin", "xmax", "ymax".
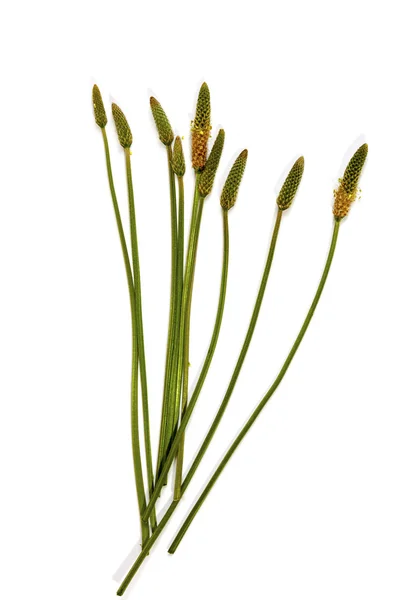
[
  {"xmin": 100, "ymin": 128, "xmax": 149, "ymax": 544},
  {"xmin": 117, "ymin": 501, "xmax": 178, "ymax": 596},
  {"xmin": 156, "ymin": 146, "xmax": 178, "ymax": 481},
  {"xmin": 143, "ymin": 207, "xmax": 229, "ymax": 520},
  {"xmin": 173, "ymin": 192, "xmax": 205, "ymax": 500},
  {"xmin": 165, "ymin": 176, "xmax": 201, "ymax": 458},
  {"xmin": 143, "ymin": 208, "xmax": 280, "ymax": 520},
  {"xmin": 117, "ymin": 207, "xmax": 230, "ymax": 595},
  {"xmin": 168, "ymin": 219, "xmax": 341, "ymax": 553},
  {"xmin": 124, "ymin": 149, "xmax": 157, "ymax": 532},
  {"xmin": 117, "ymin": 219, "xmax": 341, "ymax": 594}
]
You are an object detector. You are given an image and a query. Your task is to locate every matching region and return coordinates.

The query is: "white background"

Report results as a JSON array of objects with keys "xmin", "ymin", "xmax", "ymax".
[{"xmin": 1, "ymin": 1, "xmax": 399, "ymax": 598}]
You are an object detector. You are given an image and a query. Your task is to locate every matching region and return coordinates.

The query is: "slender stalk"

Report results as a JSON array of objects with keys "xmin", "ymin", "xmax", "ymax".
[
  {"xmin": 172, "ymin": 173, "xmax": 185, "ymax": 441},
  {"xmin": 124, "ymin": 149, "xmax": 157, "ymax": 531},
  {"xmin": 156, "ymin": 146, "xmax": 178, "ymax": 480},
  {"xmin": 169, "ymin": 219, "xmax": 341, "ymax": 553},
  {"xmin": 117, "ymin": 207, "xmax": 230, "ymax": 595},
  {"xmin": 117, "ymin": 219, "xmax": 341, "ymax": 594},
  {"xmin": 143, "ymin": 209, "xmax": 281, "ymax": 520},
  {"xmin": 100, "ymin": 128, "xmax": 149, "ymax": 544},
  {"xmin": 165, "ymin": 175, "xmax": 201, "ymax": 457},
  {"xmin": 173, "ymin": 191, "xmax": 205, "ymax": 500},
  {"xmin": 117, "ymin": 501, "xmax": 177, "ymax": 596},
  {"xmin": 143, "ymin": 207, "xmax": 230, "ymax": 519}
]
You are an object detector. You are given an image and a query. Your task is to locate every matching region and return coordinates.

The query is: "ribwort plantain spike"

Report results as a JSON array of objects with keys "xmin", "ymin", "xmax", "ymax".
[
  {"xmin": 92, "ymin": 85, "xmax": 107, "ymax": 128},
  {"xmin": 220, "ymin": 150, "xmax": 248, "ymax": 210},
  {"xmin": 276, "ymin": 157, "xmax": 304, "ymax": 211},
  {"xmin": 198, "ymin": 129, "xmax": 225, "ymax": 197},
  {"xmin": 333, "ymin": 143, "xmax": 368, "ymax": 220},
  {"xmin": 150, "ymin": 97, "xmax": 174, "ymax": 146},
  {"xmin": 191, "ymin": 82, "xmax": 211, "ymax": 171},
  {"xmin": 112, "ymin": 103, "xmax": 133, "ymax": 149},
  {"xmin": 171, "ymin": 136, "xmax": 186, "ymax": 177}
]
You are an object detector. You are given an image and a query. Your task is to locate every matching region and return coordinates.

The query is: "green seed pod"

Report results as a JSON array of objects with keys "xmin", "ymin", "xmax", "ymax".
[
  {"xmin": 171, "ymin": 136, "xmax": 186, "ymax": 177},
  {"xmin": 192, "ymin": 82, "xmax": 211, "ymax": 171},
  {"xmin": 150, "ymin": 97, "xmax": 174, "ymax": 146},
  {"xmin": 92, "ymin": 85, "xmax": 107, "ymax": 128},
  {"xmin": 198, "ymin": 129, "xmax": 225, "ymax": 197},
  {"xmin": 333, "ymin": 143, "xmax": 368, "ymax": 220},
  {"xmin": 276, "ymin": 157, "xmax": 304, "ymax": 211},
  {"xmin": 112, "ymin": 103, "xmax": 133, "ymax": 149},
  {"xmin": 220, "ymin": 150, "xmax": 248, "ymax": 210}
]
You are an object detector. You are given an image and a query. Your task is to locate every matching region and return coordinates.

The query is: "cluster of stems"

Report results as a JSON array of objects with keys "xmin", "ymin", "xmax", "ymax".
[{"xmin": 92, "ymin": 83, "xmax": 368, "ymax": 596}]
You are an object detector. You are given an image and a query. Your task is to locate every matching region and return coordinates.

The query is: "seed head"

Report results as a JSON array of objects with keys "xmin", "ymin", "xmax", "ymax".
[
  {"xmin": 112, "ymin": 103, "xmax": 133, "ymax": 148},
  {"xmin": 92, "ymin": 85, "xmax": 107, "ymax": 128},
  {"xmin": 198, "ymin": 129, "xmax": 225, "ymax": 197},
  {"xmin": 150, "ymin": 97, "xmax": 174, "ymax": 146},
  {"xmin": 333, "ymin": 143, "xmax": 368, "ymax": 220},
  {"xmin": 192, "ymin": 82, "xmax": 211, "ymax": 171},
  {"xmin": 171, "ymin": 136, "xmax": 186, "ymax": 177},
  {"xmin": 220, "ymin": 150, "xmax": 248, "ymax": 211},
  {"xmin": 276, "ymin": 157, "xmax": 304, "ymax": 211}
]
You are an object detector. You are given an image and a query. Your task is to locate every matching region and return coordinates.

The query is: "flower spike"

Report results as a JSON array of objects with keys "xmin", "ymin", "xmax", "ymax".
[
  {"xmin": 220, "ymin": 150, "xmax": 248, "ymax": 210},
  {"xmin": 112, "ymin": 103, "xmax": 133, "ymax": 149},
  {"xmin": 333, "ymin": 143, "xmax": 368, "ymax": 220},
  {"xmin": 276, "ymin": 157, "xmax": 304, "ymax": 211}
]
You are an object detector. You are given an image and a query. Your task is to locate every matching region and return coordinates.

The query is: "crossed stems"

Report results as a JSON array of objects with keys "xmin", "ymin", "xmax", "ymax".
[{"xmin": 117, "ymin": 217, "xmax": 340, "ymax": 595}]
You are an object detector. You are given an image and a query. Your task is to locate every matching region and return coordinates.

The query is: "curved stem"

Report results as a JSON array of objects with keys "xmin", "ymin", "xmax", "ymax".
[
  {"xmin": 142, "ymin": 207, "xmax": 230, "ymax": 520},
  {"xmin": 117, "ymin": 219, "xmax": 341, "ymax": 595},
  {"xmin": 100, "ymin": 129, "xmax": 148, "ymax": 543},
  {"xmin": 156, "ymin": 146, "xmax": 178, "ymax": 481},
  {"xmin": 168, "ymin": 219, "xmax": 341, "ymax": 553},
  {"xmin": 124, "ymin": 149, "xmax": 156, "ymax": 532},
  {"xmin": 117, "ymin": 208, "xmax": 230, "ymax": 594},
  {"xmin": 165, "ymin": 176, "xmax": 201, "ymax": 456},
  {"xmin": 173, "ymin": 193, "xmax": 205, "ymax": 499},
  {"xmin": 143, "ymin": 208, "xmax": 281, "ymax": 519}
]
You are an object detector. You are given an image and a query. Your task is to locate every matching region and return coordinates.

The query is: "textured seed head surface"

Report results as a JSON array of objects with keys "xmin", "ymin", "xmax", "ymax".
[
  {"xmin": 92, "ymin": 85, "xmax": 107, "ymax": 128},
  {"xmin": 276, "ymin": 157, "xmax": 304, "ymax": 211},
  {"xmin": 150, "ymin": 97, "xmax": 174, "ymax": 146},
  {"xmin": 220, "ymin": 150, "xmax": 248, "ymax": 210},
  {"xmin": 333, "ymin": 143, "xmax": 368, "ymax": 220},
  {"xmin": 192, "ymin": 82, "xmax": 211, "ymax": 171},
  {"xmin": 112, "ymin": 103, "xmax": 133, "ymax": 148},
  {"xmin": 171, "ymin": 136, "xmax": 186, "ymax": 177},
  {"xmin": 198, "ymin": 129, "xmax": 225, "ymax": 197}
]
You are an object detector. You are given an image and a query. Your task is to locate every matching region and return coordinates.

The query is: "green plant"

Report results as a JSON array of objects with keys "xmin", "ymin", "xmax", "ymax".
[{"xmin": 92, "ymin": 84, "xmax": 368, "ymax": 595}]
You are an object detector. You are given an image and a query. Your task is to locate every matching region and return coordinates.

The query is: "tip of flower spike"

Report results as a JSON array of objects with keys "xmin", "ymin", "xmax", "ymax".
[
  {"xmin": 276, "ymin": 157, "xmax": 305, "ymax": 211},
  {"xmin": 198, "ymin": 129, "xmax": 225, "ymax": 197},
  {"xmin": 92, "ymin": 85, "xmax": 107, "ymax": 128},
  {"xmin": 220, "ymin": 149, "xmax": 248, "ymax": 210},
  {"xmin": 192, "ymin": 82, "xmax": 211, "ymax": 171},
  {"xmin": 333, "ymin": 143, "xmax": 368, "ymax": 220},
  {"xmin": 150, "ymin": 96, "xmax": 174, "ymax": 146},
  {"xmin": 112, "ymin": 103, "xmax": 133, "ymax": 148},
  {"xmin": 171, "ymin": 136, "xmax": 186, "ymax": 177}
]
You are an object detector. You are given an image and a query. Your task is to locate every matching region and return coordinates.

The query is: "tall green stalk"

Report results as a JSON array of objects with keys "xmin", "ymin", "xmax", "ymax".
[
  {"xmin": 112, "ymin": 98, "xmax": 157, "ymax": 533},
  {"xmin": 116, "ymin": 218, "xmax": 340, "ymax": 595},
  {"xmin": 124, "ymin": 147, "xmax": 157, "ymax": 531},
  {"xmin": 168, "ymin": 220, "xmax": 341, "ymax": 552},
  {"xmin": 92, "ymin": 88, "xmax": 149, "ymax": 544},
  {"xmin": 156, "ymin": 145, "xmax": 178, "ymax": 479},
  {"xmin": 142, "ymin": 204, "xmax": 229, "ymax": 521},
  {"xmin": 173, "ymin": 190, "xmax": 205, "ymax": 499},
  {"xmin": 172, "ymin": 129, "xmax": 227, "ymax": 499},
  {"xmin": 169, "ymin": 177, "xmax": 202, "ymax": 452},
  {"xmin": 116, "ymin": 205, "xmax": 230, "ymax": 596},
  {"xmin": 171, "ymin": 208, "xmax": 282, "ymax": 495}
]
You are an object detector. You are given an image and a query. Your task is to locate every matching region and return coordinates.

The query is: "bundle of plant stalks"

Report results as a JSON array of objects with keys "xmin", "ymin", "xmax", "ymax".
[{"xmin": 92, "ymin": 82, "xmax": 368, "ymax": 595}]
